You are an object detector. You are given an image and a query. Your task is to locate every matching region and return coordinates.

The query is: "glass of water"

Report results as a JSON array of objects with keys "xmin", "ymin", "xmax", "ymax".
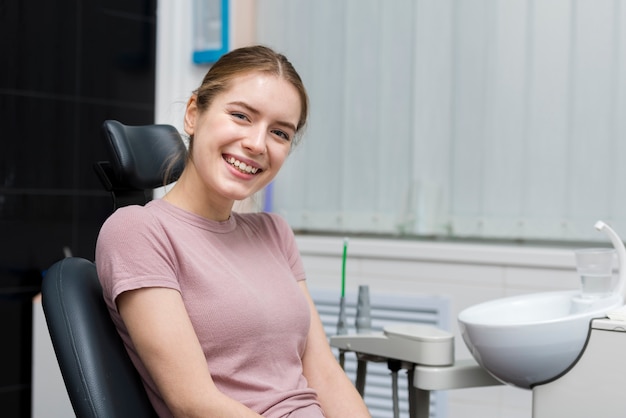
[{"xmin": 574, "ymin": 248, "xmax": 615, "ymax": 299}]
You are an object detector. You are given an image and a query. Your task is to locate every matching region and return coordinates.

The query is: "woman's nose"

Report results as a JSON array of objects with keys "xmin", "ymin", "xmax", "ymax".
[{"xmin": 242, "ymin": 128, "xmax": 267, "ymax": 154}]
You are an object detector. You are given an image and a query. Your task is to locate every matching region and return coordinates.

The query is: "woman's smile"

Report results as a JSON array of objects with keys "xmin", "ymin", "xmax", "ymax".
[{"xmin": 224, "ymin": 155, "xmax": 262, "ymax": 175}]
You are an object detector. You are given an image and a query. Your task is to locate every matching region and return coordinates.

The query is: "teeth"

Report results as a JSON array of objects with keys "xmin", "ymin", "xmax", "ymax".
[{"xmin": 227, "ymin": 157, "xmax": 259, "ymax": 174}]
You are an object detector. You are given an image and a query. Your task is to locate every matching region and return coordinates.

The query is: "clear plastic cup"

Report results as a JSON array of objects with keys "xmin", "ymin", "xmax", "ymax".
[{"xmin": 574, "ymin": 248, "xmax": 615, "ymax": 299}]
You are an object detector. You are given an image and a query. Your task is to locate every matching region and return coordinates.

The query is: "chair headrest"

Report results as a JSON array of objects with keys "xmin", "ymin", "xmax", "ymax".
[{"xmin": 101, "ymin": 120, "xmax": 187, "ymax": 190}]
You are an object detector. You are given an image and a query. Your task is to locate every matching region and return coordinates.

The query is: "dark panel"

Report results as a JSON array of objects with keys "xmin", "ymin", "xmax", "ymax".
[
  {"xmin": 74, "ymin": 193, "xmax": 116, "ymax": 260},
  {"xmin": 0, "ymin": 1, "xmax": 79, "ymax": 96},
  {"xmin": 0, "ymin": 272, "xmax": 39, "ymax": 418},
  {"xmin": 0, "ymin": 291, "xmax": 36, "ymax": 387},
  {"xmin": 0, "ymin": 94, "xmax": 76, "ymax": 190},
  {"xmin": 0, "ymin": 389, "xmax": 29, "ymax": 418},
  {"xmin": 79, "ymin": 0, "xmax": 157, "ymax": 104},
  {"xmin": 95, "ymin": 0, "xmax": 157, "ymax": 16},
  {"xmin": 0, "ymin": 98, "xmax": 154, "ymax": 192},
  {"xmin": 0, "ymin": 193, "xmax": 112, "ymax": 269},
  {"xmin": 0, "ymin": 0, "xmax": 156, "ymax": 413}
]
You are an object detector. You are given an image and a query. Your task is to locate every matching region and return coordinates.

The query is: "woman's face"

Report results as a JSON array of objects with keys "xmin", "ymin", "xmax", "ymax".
[{"xmin": 183, "ymin": 72, "xmax": 301, "ymax": 207}]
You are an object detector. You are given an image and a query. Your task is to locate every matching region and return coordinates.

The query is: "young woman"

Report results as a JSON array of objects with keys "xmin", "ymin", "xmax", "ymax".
[{"xmin": 95, "ymin": 45, "xmax": 371, "ymax": 418}]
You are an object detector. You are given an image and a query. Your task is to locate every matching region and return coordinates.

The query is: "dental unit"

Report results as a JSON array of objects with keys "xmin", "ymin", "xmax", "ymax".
[{"xmin": 330, "ymin": 220, "xmax": 626, "ymax": 418}]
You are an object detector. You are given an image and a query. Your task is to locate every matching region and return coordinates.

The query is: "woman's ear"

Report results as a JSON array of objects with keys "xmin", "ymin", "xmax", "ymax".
[{"xmin": 184, "ymin": 95, "xmax": 198, "ymax": 136}]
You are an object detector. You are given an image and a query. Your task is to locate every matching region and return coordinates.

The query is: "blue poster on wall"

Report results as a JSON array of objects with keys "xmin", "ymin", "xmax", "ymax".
[{"xmin": 193, "ymin": 0, "xmax": 229, "ymax": 64}]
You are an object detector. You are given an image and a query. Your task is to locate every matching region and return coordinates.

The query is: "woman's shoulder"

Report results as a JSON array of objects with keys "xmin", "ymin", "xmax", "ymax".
[
  {"xmin": 96, "ymin": 202, "xmax": 177, "ymax": 263},
  {"xmin": 98, "ymin": 202, "xmax": 167, "ymax": 244},
  {"xmin": 101, "ymin": 204, "xmax": 153, "ymax": 230}
]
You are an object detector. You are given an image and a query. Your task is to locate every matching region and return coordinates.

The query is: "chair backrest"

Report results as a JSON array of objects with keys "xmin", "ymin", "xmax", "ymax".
[
  {"xmin": 41, "ymin": 257, "xmax": 157, "ymax": 418},
  {"xmin": 41, "ymin": 121, "xmax": 184, "ymax": 416},
  {"xmin": 94, "ymin": 119, "xmax": 187, "ymax": 209}
]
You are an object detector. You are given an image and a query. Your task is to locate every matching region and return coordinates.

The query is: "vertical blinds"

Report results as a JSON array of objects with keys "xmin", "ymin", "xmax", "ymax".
[{"xmin": 256, "ymin": 0, "xmax": 626, "ymax": 242}]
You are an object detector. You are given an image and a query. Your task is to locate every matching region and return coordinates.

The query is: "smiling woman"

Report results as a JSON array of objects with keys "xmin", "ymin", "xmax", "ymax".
[
  {"xmin": 95, "ymin": 45, "xmax": 371, "ymax": 418},
  {"xmin": 169, "ymin": 71, "xmax": 300, "ymax": 221}
]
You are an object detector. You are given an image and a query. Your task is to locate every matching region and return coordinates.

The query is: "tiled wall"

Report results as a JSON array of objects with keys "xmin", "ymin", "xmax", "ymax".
[
  {"xmin": 1, "ymin": 1, "xmax": 156, "ymax": 415},
  {"xmin": 1, "ymin": 0, "xmax": 157, "ymax": 269},
  {"xmin": 296, "ymin": 234, "xmax": 587, "ymax": 418}
]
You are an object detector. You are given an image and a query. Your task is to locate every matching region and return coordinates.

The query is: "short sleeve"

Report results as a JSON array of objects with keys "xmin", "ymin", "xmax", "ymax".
[{"xmin": 95, "ymin": 205, "xmax": 181, "ymax": 311}]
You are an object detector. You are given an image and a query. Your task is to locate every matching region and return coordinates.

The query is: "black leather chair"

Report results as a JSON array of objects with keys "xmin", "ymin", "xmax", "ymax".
[
  {"xmin": 94, "ymin": 119, "xmax": 187, "ymax": 209},
  {"xmin": 42, "ymin": 120, "xmax": 186, "ymax": 417},
  {"xmin": 42, "ymin": 257, "xmax": 157, "ymax": 418}
]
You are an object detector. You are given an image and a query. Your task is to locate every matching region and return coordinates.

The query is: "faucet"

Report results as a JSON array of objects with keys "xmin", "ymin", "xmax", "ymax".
[{"xmin": 595, "ymin": 221, "xmax": 626, "ymax": 302}]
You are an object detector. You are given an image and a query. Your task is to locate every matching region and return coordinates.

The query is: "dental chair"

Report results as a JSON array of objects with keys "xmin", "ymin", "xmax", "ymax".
[
  {"xmin": 42, "ymin": 257, "xmax": 156, "ymax": 418},
  {"xmin": 94, "ymin": 119, "xmax": 186, "ymax": 209},
  {"xmin": 41, "ymin": 120, "xmax": 185, "ymax": 417}
]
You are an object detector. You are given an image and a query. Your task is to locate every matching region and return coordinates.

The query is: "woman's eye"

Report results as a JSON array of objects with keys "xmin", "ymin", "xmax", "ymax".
[
  {"xmin": 272, "ymin": 129, "xmax": 291, "ymax": 141},
  {"xmin": 232, "ymin": 112, "xmax": 248, "ymax": 121}
]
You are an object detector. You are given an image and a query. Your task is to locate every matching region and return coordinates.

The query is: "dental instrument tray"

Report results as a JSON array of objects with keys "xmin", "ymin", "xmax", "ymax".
[{"xmin": 330, "ymin": 323, "xmax": 454, "ymax": 366}]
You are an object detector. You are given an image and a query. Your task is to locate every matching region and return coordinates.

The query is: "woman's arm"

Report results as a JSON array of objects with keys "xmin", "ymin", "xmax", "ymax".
[
  {"xmin": 117, "ymin": 287, "xmax": 262, "ymax": 418},
  {"xmin": 298, "ymin": 281, "xmax": 372, "ymax": 418}
]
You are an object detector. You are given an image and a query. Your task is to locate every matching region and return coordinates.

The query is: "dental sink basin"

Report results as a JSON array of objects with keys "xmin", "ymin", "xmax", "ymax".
[{"xmin": 458, "ymin": 290, "xmax": 622, "ymax": 389}]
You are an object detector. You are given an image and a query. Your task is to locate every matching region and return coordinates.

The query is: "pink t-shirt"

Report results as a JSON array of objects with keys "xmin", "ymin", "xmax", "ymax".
[{"xmin": 95, "ymin": 199, "xmax": 324, "ymax": 417}]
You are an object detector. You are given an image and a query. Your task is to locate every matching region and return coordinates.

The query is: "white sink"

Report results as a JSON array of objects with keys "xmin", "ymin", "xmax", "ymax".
[{"xmin": 458, "ymin": 290, "xmax": 622, "ymax": 389}]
